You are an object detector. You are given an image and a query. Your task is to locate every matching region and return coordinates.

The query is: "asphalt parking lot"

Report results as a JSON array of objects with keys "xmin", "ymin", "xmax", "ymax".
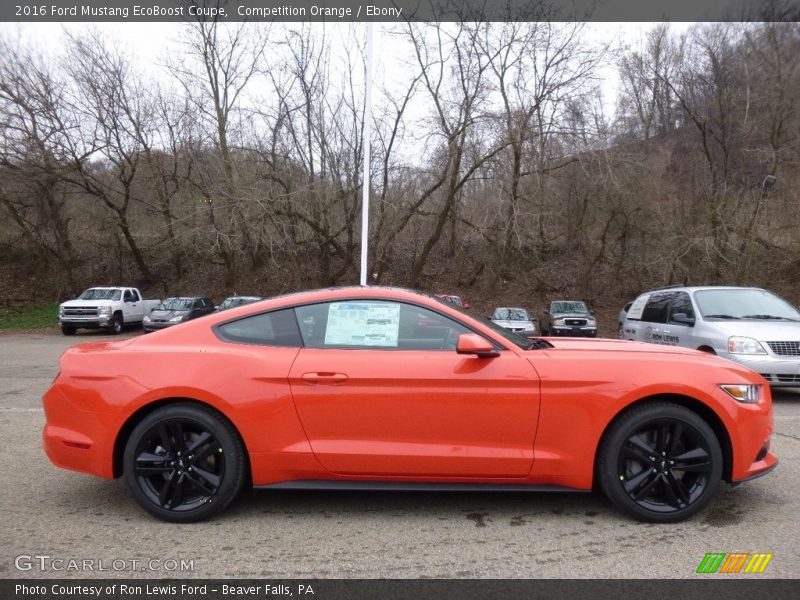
[{"xmin": 1, "ymin": 331, "xmax": 798, "ymax": 579}]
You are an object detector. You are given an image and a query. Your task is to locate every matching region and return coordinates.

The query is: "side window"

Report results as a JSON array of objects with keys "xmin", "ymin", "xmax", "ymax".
[
  {"xmin": 128, "ymin": 289, "xmax": 141, "ymax": 302},
  {"xmin": 641, "ymin": 292, "xmax": 674, "ymax": 323},
  {"xmin": 668, "ymin": 292, "xmax": 695, "ymax": 324},
  {"xmin": 123, "ymin": 290, "xmax": 133, "ymax": 302},
  {"xmin": 295, "ymin": 301, "xmax": 471, "ymax": 350},
  {"xmin": 216, "ymin": 308, "xmax": 302, "ymax": 347}
]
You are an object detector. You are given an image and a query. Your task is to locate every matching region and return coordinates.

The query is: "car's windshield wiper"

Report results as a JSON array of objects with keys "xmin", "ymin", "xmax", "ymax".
[
  {"xmin": 742, "ymin": 314, "xmax": 799, "ymax": 321},
  {"xmin": 704, "ymin": 314, "xmax": 741, "ymax": 319}
]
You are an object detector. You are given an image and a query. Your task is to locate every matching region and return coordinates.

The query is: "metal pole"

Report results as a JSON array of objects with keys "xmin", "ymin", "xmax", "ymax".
[{"xmin": 359, "ymin": 21, "xmax": 373, "ymax": 287}]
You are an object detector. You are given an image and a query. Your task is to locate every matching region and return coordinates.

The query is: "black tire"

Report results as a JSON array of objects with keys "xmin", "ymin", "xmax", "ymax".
[
  {"xmin": 109, "ymin": 315, "xmax": 123, "ymax": 335},
  {"xmin": 123, "ymin": 403, "xmax": 246, "ymax": 523},
  {"xmin": 61, "ymin": 325, "xmax": 76, "ymax": 336},
  {"xmin": 597, "ymin": 402, "xmax": 722, "ymax": 523}
]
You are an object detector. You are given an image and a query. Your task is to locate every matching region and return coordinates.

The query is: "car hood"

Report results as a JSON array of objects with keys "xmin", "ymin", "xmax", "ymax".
[
  {"xmin": 542, "ymin": 337, "xmax": 702, "ymax": 356},
  {"xmin": 61, "ymin": 299, "xmax": 116, "ymax": 307},
  {"xmin": 148, "ymin": 309, "xmax": 189, "ymax": 320},
  {"xmin": 703, "ymin": 320, "xmax": 800, "ymax": 341},
  {"xmin": 492, "ymin": 319, "xmax": 534, "ymax": 329}
]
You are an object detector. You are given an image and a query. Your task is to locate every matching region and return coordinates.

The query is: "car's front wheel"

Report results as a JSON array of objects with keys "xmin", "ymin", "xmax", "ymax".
[
  {"xmin": 597, "ymin": 402, "xmax": 722, "ymax": 522},
  {"xmin": 108, "ymin": 315, "xmax": 123, "ymax": 335},
  {"xmin": 123, "ymin": 404, "xmax": 246, "ymax": 522}
]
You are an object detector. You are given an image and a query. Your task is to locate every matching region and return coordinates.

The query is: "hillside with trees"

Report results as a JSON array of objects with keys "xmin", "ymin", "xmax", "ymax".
[{"xmin": 1, "ymin": 21, "xmax": 799, "ymax": 314}]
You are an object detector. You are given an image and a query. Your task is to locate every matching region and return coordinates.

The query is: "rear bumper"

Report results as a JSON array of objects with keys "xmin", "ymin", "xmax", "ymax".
[{"xmin": 41, "ymin": 385, "xmax": 115, "ymax": 479}]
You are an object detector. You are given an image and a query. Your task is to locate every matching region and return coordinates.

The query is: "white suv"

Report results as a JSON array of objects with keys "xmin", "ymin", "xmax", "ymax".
[{"xmin": 621, "ymin": 285, "xmax": 800, "ymax": 386}]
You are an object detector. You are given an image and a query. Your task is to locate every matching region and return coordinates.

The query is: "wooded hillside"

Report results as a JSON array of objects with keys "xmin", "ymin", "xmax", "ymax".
[{"xmin": 2, "ymin": 21, "xmax": 799, "ymax": 310}]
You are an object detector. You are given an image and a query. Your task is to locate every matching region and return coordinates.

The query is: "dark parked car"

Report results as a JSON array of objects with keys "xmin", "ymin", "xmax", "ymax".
[
  {"xmin": 143, "ymin": 296, "xmax": 216, "ymax": 332},
  {"xmin": 217, "ymin": 296, "xmax": 263, "ymax": 311},
  {"xmin": 539, "ymin": 300, "xmax": 597, "ymax": 337},
  {"xmin": 435, "ymin": 294, "xmax": 471, "ymax": 309}
]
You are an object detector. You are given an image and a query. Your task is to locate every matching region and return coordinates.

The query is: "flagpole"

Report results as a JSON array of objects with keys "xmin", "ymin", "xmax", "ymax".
[{"xmin": 359, "ymin": 21, "xmax": 373, "ymax": 287}]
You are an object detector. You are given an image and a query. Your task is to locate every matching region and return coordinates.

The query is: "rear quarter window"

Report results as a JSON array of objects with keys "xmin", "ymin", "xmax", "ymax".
[{"xmin": 215, "ymin": 309, "xmax": 302, "ymax": 347}]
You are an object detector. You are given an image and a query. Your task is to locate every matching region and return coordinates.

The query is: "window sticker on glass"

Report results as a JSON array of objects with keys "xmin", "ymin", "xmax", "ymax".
[
  {"xmin": 626, "ymin": 294, "xmax": 651, "ymax": 321},
  {"xmin": 324, "ymin": 302, "xmax": 400, "ymax": 347}
]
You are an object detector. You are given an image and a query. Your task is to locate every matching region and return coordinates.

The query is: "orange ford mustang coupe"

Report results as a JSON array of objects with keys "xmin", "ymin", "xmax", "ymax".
[{"xmin": 43, "ymin": 287, "xmax": 777, "ymax": 523}]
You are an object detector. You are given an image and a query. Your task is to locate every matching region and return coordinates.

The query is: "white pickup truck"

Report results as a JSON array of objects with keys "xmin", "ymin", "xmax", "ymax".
[{"xmin": 58, "ymin": 287, "xmax": 161, "ymax": 335}]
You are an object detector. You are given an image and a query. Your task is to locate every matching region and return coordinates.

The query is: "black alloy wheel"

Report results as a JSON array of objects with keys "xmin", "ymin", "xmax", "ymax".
[
  {"xmin": 123, "ymin": 404, "xmax": 245, "ymax": 522},
  {"xmin": 598, "ymin": 402, "xmax": 722, "ymax": 522}
]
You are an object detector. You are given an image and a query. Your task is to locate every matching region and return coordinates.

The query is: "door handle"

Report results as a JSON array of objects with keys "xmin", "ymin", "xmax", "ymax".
[{"xmin": 301, "ymin": 372, "xmax": 349, "ymax": 384}]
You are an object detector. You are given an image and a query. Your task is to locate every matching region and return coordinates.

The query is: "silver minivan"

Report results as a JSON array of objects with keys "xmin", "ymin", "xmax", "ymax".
[{"xmin": 621, "ymin": 286, "xmax": 800, "ymax": 386}]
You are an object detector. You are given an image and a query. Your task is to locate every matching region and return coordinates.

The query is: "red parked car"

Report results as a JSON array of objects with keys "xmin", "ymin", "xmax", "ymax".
[{"xmin": 43, "ymin": 287, "xmax": 776, "ymax": 522}]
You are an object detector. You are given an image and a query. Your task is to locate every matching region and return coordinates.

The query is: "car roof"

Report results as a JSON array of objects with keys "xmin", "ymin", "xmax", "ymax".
[
  {"xmin": 165, "ymin": 295, "xmax": 209, "ymax": 300},
  {"xmin": 640, "ymin": 286, "xmax": 766, "ymax": 294},
  {"xmin": 494, "ymin": 307, "xmax": 527, "ymax": 311}
]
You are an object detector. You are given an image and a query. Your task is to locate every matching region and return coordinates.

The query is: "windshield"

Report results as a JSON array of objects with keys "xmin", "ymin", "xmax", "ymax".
[
  {"xmin": 492, "ymin": 308, "xmax": 530, "ymax": 321},
  {"xmin": 220, "ymin": 297, "xmax": 258, "ymax": 310},
  {"xmin": 551, "ymin": 301, "xmax": 588, "ymax": 314},
  {"xmin": 694, "ymin": 289, "xmax": 800, "ymax": 321},
  {"xmin": 78, "ymin": 288, "xmax": 121, "ymax": 301},
  {"xmin": 157, "ymin": 298, "xmax": 194, "ymax": 311}
]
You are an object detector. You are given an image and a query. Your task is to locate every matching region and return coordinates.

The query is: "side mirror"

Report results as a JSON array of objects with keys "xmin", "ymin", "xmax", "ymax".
[
  {"xmin": 590, "ymin": 310, "xmax": 596, "ymax": 315},
  {"xmin": 543, "ymin": 310, "xmax": 550, "ymax": 314},
  {"xmin": 456, "ymin": 333, "xmax": 498, "ymax": 358},
  {"xmin": 463, "ymin": 302, "xmax": 471, "ymax": 309},
  {"xmin": 671, "ymin": 313, "xmax": 695, "ymax": 326}
]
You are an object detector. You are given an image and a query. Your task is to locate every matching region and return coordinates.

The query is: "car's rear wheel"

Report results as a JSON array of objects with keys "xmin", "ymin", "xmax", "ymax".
[
  {"xmin": 123, "ymin": 404, "xmax": 245, "ymax": 523},
  {"xmin": 598, "ymin": 402, "xmax": 722, "ymax": 522}
]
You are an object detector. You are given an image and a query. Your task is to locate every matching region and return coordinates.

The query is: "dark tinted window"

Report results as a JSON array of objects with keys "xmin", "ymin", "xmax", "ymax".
[
  {"xmin": 668, "ymin": 292, "xmax": 695, "ymax": 324},
  {"xmin": 641, "ymin": 292, "xmax": 674, "ymax": 323},
  {"xmin": 295, "ymin": 300, "xmax": 472, "ymax": 350},
  {"xmin": 216, "ymin": 308, "xmax": 302, "ymax": 347}
]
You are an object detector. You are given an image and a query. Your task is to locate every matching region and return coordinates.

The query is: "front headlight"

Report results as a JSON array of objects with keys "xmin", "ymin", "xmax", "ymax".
[
  {"xmin": 587, "ymin": 318, "xmax": 597, "ymax": 326},
  {"xmin": 169, "ymin": 315, "xmax": 184, "ymax": 323},
  {"xmin": 727, "ymin": 336, "xmax": 767, "ymax": 355},
  {"xmin": 98, "ymin": 306, "xmax": 112, "ymax": 316},
  {"xmin": 554, "ymin": 318, "xmax": 566, "ymax": 326},
  {"xmin": 719, "ymin": 384, "xmax": 762, "ymax": 404},
  {"xmin": 143, "ymin": 315, "xmax": 151, "ymax": 323}
]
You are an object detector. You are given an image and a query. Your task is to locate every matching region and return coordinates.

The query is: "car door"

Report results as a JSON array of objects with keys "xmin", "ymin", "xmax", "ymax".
[
  {"xmin": 663, "ymin": 291, "xmax": 695, "ymax": 347},
  {"xmin": 638, "ymin": 292, "xmax": 674, "ymax": 344},
  {"xmin": 288, "ymin": 299, "xmax": 540, "ymax": 478},
  {"xmin": 123, "ymin": 289, "xmax": 144, "ymax": 322}
]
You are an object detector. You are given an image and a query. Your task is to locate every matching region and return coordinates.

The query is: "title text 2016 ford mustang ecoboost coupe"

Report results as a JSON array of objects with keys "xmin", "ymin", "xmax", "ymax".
[{"xmin": 42, "ymin": 287, "xmax": 777, "ymax": 523}]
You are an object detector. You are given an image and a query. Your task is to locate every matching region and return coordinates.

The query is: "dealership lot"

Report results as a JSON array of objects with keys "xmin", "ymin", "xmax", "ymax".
[{"xmin": 1, "ymin": 332, "xmax": 799, "ymax": 579}]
